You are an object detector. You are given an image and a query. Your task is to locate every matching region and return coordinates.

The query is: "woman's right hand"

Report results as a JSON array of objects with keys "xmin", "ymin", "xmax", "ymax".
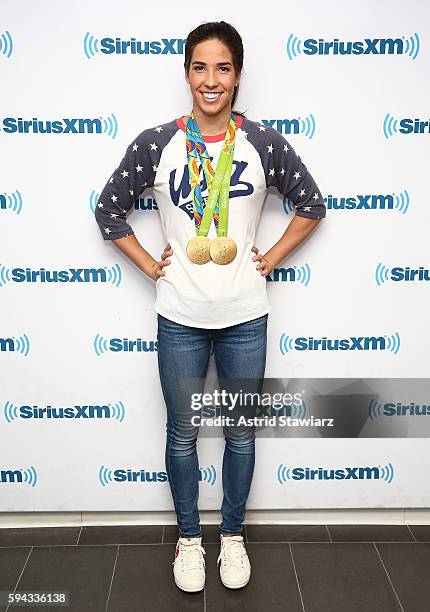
[{"xmin": 149, "ymin": 243, "xmax": 173, "ymax": 281}]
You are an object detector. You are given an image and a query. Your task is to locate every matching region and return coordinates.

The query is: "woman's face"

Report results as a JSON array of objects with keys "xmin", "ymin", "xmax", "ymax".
[{"xmin": 186, "ymin": 38, "xmax": 240, "ymax": 119}]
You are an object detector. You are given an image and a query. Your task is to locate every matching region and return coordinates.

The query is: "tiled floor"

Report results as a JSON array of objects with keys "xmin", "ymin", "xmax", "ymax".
[{"xmin": 0, "ymin": 524, "xmax": 429, "ymax": 611}]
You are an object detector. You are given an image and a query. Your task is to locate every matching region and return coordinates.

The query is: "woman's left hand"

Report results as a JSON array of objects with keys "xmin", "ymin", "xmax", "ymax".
[{"xmin": 251, "ymin": 245, "xmax": 274, "ymax": 277}]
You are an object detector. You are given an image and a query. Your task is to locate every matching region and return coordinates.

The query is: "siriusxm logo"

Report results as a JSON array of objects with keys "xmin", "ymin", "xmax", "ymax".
[
  {"xmin": 261, "ymin": 115, "xmax": 316, "ymax": 139},
  {"xmin": 375, "ymin": 264, "xmax": 430, "ymax": 285},
  {"xmin": 284, "ymin": 191, "xmax": 410, "ymax": 215},
  {"xmin": 0, "ymin": 265, "xmax": 122, "ymax": 287},
  {"xmin": 286, "ymin": 33, "xmax": 420, "ymax": 60},
  {"xmin": 134, "ymin": 197, "xmax": 158, "ymax": 211},
  {"xmin": 84, "ymin": 33, "xmax": 185, "ymax": 59},
  {"xmin": 4, "ymin": 401, "xmax": 125, "ymax": 423},
  {"xmin": 266, "ymin": 264, "xmax": 311, "ymax": 285},
  {"xmin": 277, "ymin": 463, "xmax": 394, "ymax": 483},
  {"xmin": 369, "ymin": 400, "xmax": 430, "ymax": 419},
  {"xmin": 0, "ymin": 30, "xmax": 13, "ymax": 59},
  {"xmin": 384, "ymin": 114, "xmax": 430, "ymax": 138},
  {"xmin": 94, "ymin": 334, "xmax": 157, "ymax": 355},
  {"xmin": 1, "ymin": 114, "xmax": 118, "ymax": 138},
  {"xmin": 99, "ymin": 464, "xmax": 216, "ymax": 486},
  {"xmin": 0, "ymin": 466, "xmax": 38, "ymax": 486},
  {"xmin": 0, "ymin": 190, "xmax": 23, "ymax": 214},
  {"xmin": 0, "ymin": 334, "xmax": 30, "ymax": 355},
  {"xmin": 279, "ymin": 332, "xmax": 401, "ymax": 354},
  {"xmin": 202, "ymin": 401, "xmax": 307, "ymax": 419},
  {"xmin": 89, "ymin": 191, "xmax": 158, "ymax": 213}
]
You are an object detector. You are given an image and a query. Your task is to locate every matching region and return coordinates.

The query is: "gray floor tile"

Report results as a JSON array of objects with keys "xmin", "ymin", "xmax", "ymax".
[
  {"xmin": 0, "ymin": 527, "xmax": 79, "ymax": 547},
  {"xmin": 376, "ymin": 542, "xmax": 430, "ymax": 611},
  {"xmin": 6, "ymin": 545, "xmax": 117, "ymax": 612},
  {"xmin": 407, "ymin": 524, "xmax": 430, "ymax": 542},
  {"xmin": 328, "ymin": 524, "xmax": 414, "ymax": 542},
  {"xmin": 246, "ymin": 524, "xmax": 330, "ymax": 542},
  {"xmin": 291, "ymin": 542, "xmax": 403, "ymax": 612},
  {"xmin": 205, "ymin": 542, "xmax": 303, "ymax": 611},
  {"xmin": 107, "ymin": 543, "xmax": 203, "ymax": 611},
  {"xmin": 79, "ymin": 525, "xmax": 162, "ymax": 545},
  {"xmin": 0, "ymin": 547, "xmax": 31, "ymax": 612}
]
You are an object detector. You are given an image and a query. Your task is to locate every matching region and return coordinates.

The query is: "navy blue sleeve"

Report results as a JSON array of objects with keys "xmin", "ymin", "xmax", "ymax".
[
  {"xmin": 94, "ymin": 129, "xmax": 157, "ymax": 241},
  {"xmin": 243, "ymin": 118, "xmax": 326, "ymax": 220}
]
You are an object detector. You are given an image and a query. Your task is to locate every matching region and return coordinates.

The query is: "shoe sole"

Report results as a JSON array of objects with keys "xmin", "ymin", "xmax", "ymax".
[
  {"xmin": 174, "ymin": 576, "xmax": 205, "ymax": 593},
  {"xmin": 220, "ymin": 572, "xmax": 251, "ymax": 589}
]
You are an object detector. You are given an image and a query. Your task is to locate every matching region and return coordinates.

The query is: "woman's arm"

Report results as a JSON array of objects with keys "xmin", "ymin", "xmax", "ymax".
[
  {"xmin": 94, "ymin": 129, "xmax": 171, "ymax": 281},
  {"xmin": 254, "ymin": 216, "xmax": 321, "ymax": 275},
  {"xmin": 251, "ymin": 125, "xmax": 326, "ymax": 276},
  {"xmin": 112, "ymin": 234, "xmax": 170, "ymax": 281}
]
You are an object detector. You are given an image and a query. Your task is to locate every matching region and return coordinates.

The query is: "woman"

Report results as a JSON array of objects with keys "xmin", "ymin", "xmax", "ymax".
[{"xmin": 95, "ymin": 21, "xmax": 326, "ymax": 593}]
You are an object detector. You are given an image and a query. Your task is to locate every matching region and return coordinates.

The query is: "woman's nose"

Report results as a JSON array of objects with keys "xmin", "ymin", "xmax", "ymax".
[{"xmin": 203, "ymin": 71, "xmax": 218, "ymax": 87}]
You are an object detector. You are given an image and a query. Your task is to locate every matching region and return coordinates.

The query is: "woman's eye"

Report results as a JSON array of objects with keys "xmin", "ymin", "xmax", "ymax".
[{"xmin": 193, "ymin": 66, "xmax": 230, "ymax": 72}]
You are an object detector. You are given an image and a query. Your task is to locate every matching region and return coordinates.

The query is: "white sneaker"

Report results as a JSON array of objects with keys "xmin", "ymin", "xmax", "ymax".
[
  {"xmin": 217, "ymin": 533, "xmax": 251, "ymax": 589},
  {"xmin": 172, "ymin": 536, "xmax": 206, "ymax": 592}
]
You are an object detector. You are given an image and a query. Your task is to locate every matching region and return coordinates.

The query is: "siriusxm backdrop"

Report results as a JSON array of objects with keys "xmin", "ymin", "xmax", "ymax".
[{"xmin": 1, "ymin": 0, "xmax": 429, "ymax": 511}]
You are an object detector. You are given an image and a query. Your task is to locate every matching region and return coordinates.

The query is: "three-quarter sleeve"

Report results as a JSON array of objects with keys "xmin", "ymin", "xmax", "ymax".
[
  {"xmin": 95, "ymin": 131, "xmax": 155, "ymax": 240},
  {"xmin": 266, "ymin": 129, "xmax": 326, "ymax": 220}
]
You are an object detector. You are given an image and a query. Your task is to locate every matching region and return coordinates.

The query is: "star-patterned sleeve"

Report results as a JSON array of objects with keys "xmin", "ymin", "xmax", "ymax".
[
  {"xmin": 269, "ymin": 129, "xmax": 325, "ymax": 219},
  {"xmin": 250, "ymin": 123, "xmax": 326, "ymax": 220},
  {"xmin": 94, "ymin": 129, "xmax": 158, "ymax": 240}
]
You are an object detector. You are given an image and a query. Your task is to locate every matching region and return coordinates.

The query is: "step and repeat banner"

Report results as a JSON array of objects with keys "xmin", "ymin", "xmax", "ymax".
[{"xmin": 1, "ymin": 0, "xmax": 429, "ymax": 511}]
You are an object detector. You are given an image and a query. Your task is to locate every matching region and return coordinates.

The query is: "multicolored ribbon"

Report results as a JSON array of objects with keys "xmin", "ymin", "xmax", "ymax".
[{"xmin": 185, "ymin": 111, "xmax": 237, "ymax": 237}]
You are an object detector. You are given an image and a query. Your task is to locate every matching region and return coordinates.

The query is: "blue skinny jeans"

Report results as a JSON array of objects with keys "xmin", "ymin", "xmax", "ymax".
[{"xmin": 157, "ymin": 312, "xmax": 268, "ymax": 538}]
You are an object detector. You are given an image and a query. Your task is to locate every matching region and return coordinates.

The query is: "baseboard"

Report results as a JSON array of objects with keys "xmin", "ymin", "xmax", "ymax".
[{"xmin": 0, "ymin": 508, "xmax": 429, "ymax": 528}]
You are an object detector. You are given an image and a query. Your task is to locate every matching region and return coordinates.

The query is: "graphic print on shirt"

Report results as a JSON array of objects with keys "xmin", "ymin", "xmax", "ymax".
[{"xmin": 169, "ymin": 158, "xmax": 254, "ymax": 221}]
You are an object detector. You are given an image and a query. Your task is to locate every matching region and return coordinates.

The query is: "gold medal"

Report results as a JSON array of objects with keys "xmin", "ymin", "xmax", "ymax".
[
  {"xmin": 209, "ymin": 236, "xmax": 237, "ymax": 265},
  {"xmin": 185, "ymin": 112, "xmax": 238, "ymax": 266},
  {"xmin": 186, "ymin": 235, "xmax": 212, "ymax": 264}
]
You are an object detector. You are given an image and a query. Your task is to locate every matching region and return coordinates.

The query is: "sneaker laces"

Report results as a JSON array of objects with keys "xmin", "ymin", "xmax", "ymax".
[
  {"xmin": 172, "ymin": 541, "xmax": 206, "ymax": 571},
  {"xmin": 217, "ymin": 536, "xmax": 246, "ymax": 568}
]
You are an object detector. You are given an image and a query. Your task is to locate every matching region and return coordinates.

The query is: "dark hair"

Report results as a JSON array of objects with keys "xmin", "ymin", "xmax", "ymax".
[{"xmin": 184, "ymin": 21, "xmax": 244, "ymax": 114}]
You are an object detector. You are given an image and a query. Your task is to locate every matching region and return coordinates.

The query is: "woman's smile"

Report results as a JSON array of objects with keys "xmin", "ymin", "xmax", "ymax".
[{"xmin": 201, "ymin": 91, "xmax": 223, "ymax": 103}]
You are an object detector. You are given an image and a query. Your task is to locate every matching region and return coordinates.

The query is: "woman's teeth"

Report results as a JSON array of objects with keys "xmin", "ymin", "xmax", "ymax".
[{"xmin": 202, "ymin": 92, "xmax": 221, "ymax": 101}]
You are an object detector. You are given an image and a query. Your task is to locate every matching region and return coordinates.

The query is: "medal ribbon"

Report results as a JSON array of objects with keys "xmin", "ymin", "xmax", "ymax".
[{"xmin": 185, "ymin": 112, "xmax": 237, "ymax": 237}]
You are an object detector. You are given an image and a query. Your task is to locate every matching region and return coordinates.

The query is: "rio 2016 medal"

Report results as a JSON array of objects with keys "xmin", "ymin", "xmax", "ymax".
[
  {"xmin": 186, "ymin": 235, "xmax": 212, "ymax": 264},
  {"xmin": 185, "ymin": 111, "xmax": 237, "ymax": 265},
  {"xmin": 209, "ymin": 236, "xmax": 237, "ymax": 265}
]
